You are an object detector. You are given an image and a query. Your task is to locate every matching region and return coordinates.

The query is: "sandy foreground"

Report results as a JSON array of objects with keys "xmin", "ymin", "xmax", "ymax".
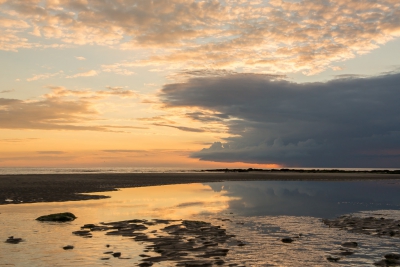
[{"xmin": 1, "ymin": 172, "xmax": 400, "ymax": 205}]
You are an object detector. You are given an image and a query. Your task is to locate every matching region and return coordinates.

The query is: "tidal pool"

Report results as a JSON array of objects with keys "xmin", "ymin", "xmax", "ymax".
[{"xmin": 1, "ymin": 180, "xmax": 400, "ymax": 266}]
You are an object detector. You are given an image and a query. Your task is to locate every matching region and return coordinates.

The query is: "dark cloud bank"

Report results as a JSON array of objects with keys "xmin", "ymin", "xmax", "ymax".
[{"xmin": 160, "ymin": 73, "xmax": 400, "ymax": 168}]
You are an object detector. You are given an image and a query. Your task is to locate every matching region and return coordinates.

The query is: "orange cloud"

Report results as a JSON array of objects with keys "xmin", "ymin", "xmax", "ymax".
[{"xmin": 1, "ymin": 0, "xmax": 399, "ymax": 73}]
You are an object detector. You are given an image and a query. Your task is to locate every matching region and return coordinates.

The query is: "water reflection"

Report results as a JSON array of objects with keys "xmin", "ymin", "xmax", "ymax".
[
  {"xmin": 206, "ymin": 180, "xmax": 400, "ymax": 217},
  {"xmin": 2, "ymin": 180, "xmax": 400, "ymax": 266}
]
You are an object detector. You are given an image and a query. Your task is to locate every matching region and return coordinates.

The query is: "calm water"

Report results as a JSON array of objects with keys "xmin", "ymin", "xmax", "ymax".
[{"xmin": 1, "ymin": 180, "xmax": 400, "ymax": 266}]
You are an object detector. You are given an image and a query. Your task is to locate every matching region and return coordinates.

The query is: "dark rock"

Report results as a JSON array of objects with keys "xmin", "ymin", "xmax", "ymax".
[
  {"xmin": 281, "ymin": 237, "xmax": 294, "ymax": 243},
  {"xmin": 36, "ymin": 212, "xmax": 77, "ymax": 222},
  {"xmin": 341, "ymin": 241, "xmax": 358, "ymax": 248},
  {"xmin": 339, "ymin": 251, "xmax": 354, "ymax": 256},
  {"xmin": 327, "ymin": 256, "xmax": 340, "ymax": 262},
  {"xmin": 82, "ymin": 224, "xmax": 96, "ymax": 229},
  {"xmin": 100, "ymin": 257, "xmax": 110, "ymax": 260},
  {"xmin": 385, "ymin": 253, "xmax": 400, "ymax": 260},
  {"xmin": 72, "ymin": 230, "xmax": 92, "ymax": 237},
  {"xmin": 5, "ymin": 236, "xmax": 23, "ymax": 244},
  {"xmin": 112, "ymin": 252, "xmax": 121, "ymax": 257},
  {"xmin": 139, "ymin": 262, "xmax": 153, "ymax": 267},
  {"xmin": 62, "ymin": 245, "xmax": 74, "ymax": 250}
]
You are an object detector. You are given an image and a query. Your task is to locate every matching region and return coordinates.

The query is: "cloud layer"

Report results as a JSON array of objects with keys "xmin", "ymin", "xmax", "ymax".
[
  {"xmin": 160, "ymin": 72, "xmax": 400, "ymax": 167},
  {"xmin": 1, "ymin": 0, "xmax": 400, "ymax": 74},
  {"xmin": 0, "ymin": 86, "xmax": 139, "ymax": 131}
]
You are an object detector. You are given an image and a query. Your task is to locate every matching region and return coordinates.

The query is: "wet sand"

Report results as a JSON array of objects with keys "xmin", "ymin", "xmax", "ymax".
[{"xmin": 1, "ymin": 172, "xmax": 400, "ymax": 205}]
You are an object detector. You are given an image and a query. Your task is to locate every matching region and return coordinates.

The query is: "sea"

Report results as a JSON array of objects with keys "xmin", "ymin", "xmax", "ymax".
[{"xmin": 1, "ymin": 168, "xmax": 400, "ymax": 266}]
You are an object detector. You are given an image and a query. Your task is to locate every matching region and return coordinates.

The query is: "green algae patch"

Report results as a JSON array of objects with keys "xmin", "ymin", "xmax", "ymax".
[{"xmin": 36, "ymin": 212, "xmax": 77, "ymax": 222}]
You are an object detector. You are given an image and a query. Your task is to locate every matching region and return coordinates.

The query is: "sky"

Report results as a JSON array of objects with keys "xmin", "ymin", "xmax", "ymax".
[{"xmin": 1, "ymin": 0, "xmax": 400, "ymax": 168}]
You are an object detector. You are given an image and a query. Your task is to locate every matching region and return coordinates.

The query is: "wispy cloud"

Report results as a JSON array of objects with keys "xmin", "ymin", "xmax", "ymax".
[
  {"xmin": 36, "ymin": 151, "xmax": 65, "ymax": 154},
  {"xmin": 1, "ymin": 0, "xmax": 399, "ymax": 73},
  {"xmin": 27, "ymin": 71, "xmax": 63, "ymax": 81},
  {"xmin": 66, "ymin": 70, "xmax": 98, "ymax": 78},
  {"xmin": 0, "ymin": 89, "xmax": 14, "ymax": 94},
  {"xmin": 0, "ymin": 86, "xmax": 141, "ymax": 131},
  {"xmin": 153, "ymin": 123, "xmax": 206, "ymax": 133},
  {"xmin": 0, "ymin": 138, "xmax": 39, "ymax": 143},
  {"xmin": 75, "ymin": 56, "xmax": 86, "ymax": 60}
]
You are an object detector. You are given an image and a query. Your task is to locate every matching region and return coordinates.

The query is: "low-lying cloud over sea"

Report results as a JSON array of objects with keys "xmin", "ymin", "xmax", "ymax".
[{"xmin": 161, "ymin": 72, "xmax": 400, "ymax": 168}]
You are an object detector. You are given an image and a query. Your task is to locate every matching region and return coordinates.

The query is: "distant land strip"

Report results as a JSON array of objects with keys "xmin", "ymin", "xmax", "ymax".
[
  {"xmin": 202, "ymin": 169, "xmax": 400, "ymax": 174},
  {"xmin": 1, "ymin": 172, "xmax": 400, "ymax": 205}
]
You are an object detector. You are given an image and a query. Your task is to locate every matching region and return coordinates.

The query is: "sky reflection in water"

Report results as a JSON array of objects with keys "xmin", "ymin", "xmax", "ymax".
[
  {"xmin": 2, "ymin": 180, "xmax": 400, "ymax": 266},
  {"xmin": 207, "ymin": 180, "xmax": 400, "ymax": 218}
]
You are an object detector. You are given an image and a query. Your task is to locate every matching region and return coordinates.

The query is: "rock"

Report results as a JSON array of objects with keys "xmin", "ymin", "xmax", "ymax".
[
  {"xmin": 339, "ymin": 250, "xmax": 354, "ymax": 256},
  {"xmin": 5, "ymin": 236, "xmax": 23, "ymax": 244},
  {"xmin": 327, "ymin": 256, "xmax": 340, "ymax": 262},
  {"xmin": 139, "ymin": 262, "xmax": 153, "ymax": 267},
  {"xmin": 72, "ymin": 230, "xmax": 92, "ymax": 237},
  {"xmin": 82, "ymin": 224, "xmax": 96, "ymax": 229},
  {"xmin": 100, "ymin": 257, "xmax": 110, "ymax": 260},
  {"xmin": 374, "ymin": 259, "xmax": 400, "ymax": 266},
  {"xmin": 237, "ymin": 241, "xmax": 246, "ymax": 246},
  {"xmin": 385, "ymin": 253, "xmax": 400, "ymax": 260},
  {"xmin": 36, "ymin": 212, "xmax": 77, "ymax": 222},
  {"xmin": 62, "ymin": 245, "xmax": 74, "ymax": 250},
  {"xmin": 341, "ymin": 242, "xmax": 358, "ymax": 248},
  {"xmin": 281, "ymin": 237, "xmax": 294, "ymax": 243},
  {"xmin": 112, "ymin": 252, "xmax": 121, "ymax": 257},
  {"xmin": 323, "ymin": 216, "xmax": 400, "ymax": 238}
]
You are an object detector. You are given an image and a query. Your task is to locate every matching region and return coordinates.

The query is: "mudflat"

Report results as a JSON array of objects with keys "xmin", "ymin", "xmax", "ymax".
[{"xmin": 1, "ymin": 172, "xmax": 400, "ymax": 205}]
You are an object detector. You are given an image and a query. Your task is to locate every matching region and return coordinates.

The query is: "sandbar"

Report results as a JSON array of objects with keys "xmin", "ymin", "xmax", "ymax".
[{"xmin": 1, "ymin": 172, "xmax": 400, "ymax": 205}]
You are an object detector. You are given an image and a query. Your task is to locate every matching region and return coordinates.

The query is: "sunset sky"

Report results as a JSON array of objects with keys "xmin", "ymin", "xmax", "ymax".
[{"xmin": 1, "ymin": 0, "xmax": 400, "ymax": 168}]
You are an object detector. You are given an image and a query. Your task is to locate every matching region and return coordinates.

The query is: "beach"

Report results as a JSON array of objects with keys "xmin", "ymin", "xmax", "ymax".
[
  {"xmin": 2, "ymin": 172, "xmax": 400, "ymax": 266},
  {"xmin": 2, "ymin": 172, "xmax": 400, "ymax": 205}
]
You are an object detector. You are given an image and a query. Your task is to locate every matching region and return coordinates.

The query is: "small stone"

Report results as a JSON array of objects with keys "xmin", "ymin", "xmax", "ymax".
[
  {"xmin": 215, "ymin": 259, "xmax": 225, "ymax": 265},
  {"xmin": 5, "ymin": 236, "xmax": 23, "ymax": 244},
  {"xmin": 385, "ymin": 253, "xmax": 400, "ymax": 260},
  {"xmin": 63, "ymin": 245, "xmax": 74, "ymax": 250},
  {"xmin": 36, "ymin": 212, "xmax": 76, "ymax": 222},
  {"xmin": 112, "ymin": 252, "xmax": 121, "ymax": 257},
  {"xmin": 82, "ymin": 224, "xmax": 96, "ymax": 229},
  {"xmin": 72, "ymin": 230, "xmax": 92, "ymax": 237},
  {"xmin": 281, "ymin": 238, "xmax": 294, "ymax": 243},
  {"xmin": 341, "ymin": 242, "xmax": 358, "ymax": 248},
  {"xmin": 327, "ymin": 256, "xmax": 340, "ymax": 262}
]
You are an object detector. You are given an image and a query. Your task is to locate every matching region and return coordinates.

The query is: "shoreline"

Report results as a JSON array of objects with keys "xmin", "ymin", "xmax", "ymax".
[{"xmin": 2, "ymin": 172, "xmax": 400, "ymax": 205}]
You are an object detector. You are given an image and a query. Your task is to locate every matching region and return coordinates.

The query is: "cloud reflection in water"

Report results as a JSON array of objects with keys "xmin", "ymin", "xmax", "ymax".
[{"xmin": 205, "ymin": 180, "xmax": 400, "ymax": 217}]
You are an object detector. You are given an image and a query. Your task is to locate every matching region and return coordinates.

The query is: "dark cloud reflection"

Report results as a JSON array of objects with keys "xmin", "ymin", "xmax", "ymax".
[{"xmin": 205, "ymin": 181, "xmax": 400, "ymax": 218}]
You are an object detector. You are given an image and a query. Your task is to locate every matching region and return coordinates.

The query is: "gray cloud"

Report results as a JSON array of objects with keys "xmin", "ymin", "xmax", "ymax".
[
  {"xmin": 102, "ymin": 150, "xmax": 147, "ymax": 153},
  {"xmin": 153, "ymin": 123, "xmax": 206, "ymax": 133},
  {"xmin": 160, "ymin": 73, "xmax": 400, "ymax": 168},
  {"xmin": 0, "ymin": 89, "xmax": 14, "ymax": 93},
  {"xmin": 36, "ymin": 151, "xmax": 65, "ymax": 154}
]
